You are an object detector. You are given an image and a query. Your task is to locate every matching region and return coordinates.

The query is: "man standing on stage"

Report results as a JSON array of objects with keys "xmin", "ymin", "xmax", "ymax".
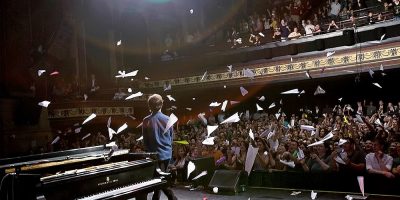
[{"xmin": 142, "ymin": 94, "xmax": 177, "ymax": 200}]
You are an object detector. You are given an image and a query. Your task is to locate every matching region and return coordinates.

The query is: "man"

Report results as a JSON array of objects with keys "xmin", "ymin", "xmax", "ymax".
[
  {"xmin": 365, "ymin": 138, "xmax": 395, "ymax": 178},
  {"xmin": 330, "ymin": 0, "xmax": 341, "ymax": 18},
  {"xmin": 142, "ymin": 94, "xmax": 177, "ymax": 200},
  {"xmin": 332, "ymin": 138, "xmax": 365, "ymax": 174}
]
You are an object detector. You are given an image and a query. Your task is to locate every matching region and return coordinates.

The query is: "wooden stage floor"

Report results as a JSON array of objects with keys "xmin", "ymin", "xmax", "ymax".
[{"xmin": 146, "ymin": 186, "xmax": 400, "ymax": 200}]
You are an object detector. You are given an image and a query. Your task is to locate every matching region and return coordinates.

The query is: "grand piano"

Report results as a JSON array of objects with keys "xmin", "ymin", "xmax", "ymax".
[{"xmin": 0, "ymin": 145, "xmax": 168, "ymax": 200}]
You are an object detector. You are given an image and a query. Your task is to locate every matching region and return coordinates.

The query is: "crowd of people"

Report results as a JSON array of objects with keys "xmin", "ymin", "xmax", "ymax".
[
  {"xmin": 226, "ymin": 0, "xmax": 399, "ymax": 47},
  {"xmin": 162, "ymin": 99, "xmax": 400, "ymax": 184}
]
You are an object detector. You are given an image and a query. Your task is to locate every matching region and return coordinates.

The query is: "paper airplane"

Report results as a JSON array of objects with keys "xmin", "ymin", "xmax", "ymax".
[
  {"xmin": 245, "ymin": 145, "xmax": 259, "ymax": 175},
  {"xmin": 240, "ymin": 86, "xmax": 248, "ymax": 96},
  {"xmin": 163, "ymin": 113, "xmax": 178, "ymax": 134},
  {"xmin": 38, "ymin": 100, "xmax": 51, "ymax": 108},
  {"xmin": 213, "ymin": 187, "xmax": 219, "ymax": 194},
  {"xmin": 256, "ymin": 103, "xmax": 263, "ymax": 111},
  {"xmin": 50, "ymin": 71, "xmax": 59, "ymax": 76},
  {"xmin": 164, "ymin": 83, "xmax": 171, "ymax": 91},
  {"xmin": 268, "ymin": 102, "xmax": 276, "ymax": 109},
  {"xmin": 305, "ymin": 70, "xmax": 312, "ymax": 79},
  {"xmin": 380, "ymin": 64, "xmax": 384, "ymax": 71},
  {"xmin": 258, "ymin": 32, "xmax": 265, "ymax": 37},
  {"xmin": 291, "ymin": 57, "xmax": 293, "ymax": 62},
  {"xmin": 249, "ymin": 129, "xmax": 254, "ymax": 140},
  {"xmin": 117, "ymin": 123, "xmax": 128, "ymax": 134},
  {"xmin": 227, "ymin": 65, "xmax": 233, "ymax": 73},
  {"xmin": 189, "ymin": 9, "xmax": 194, "ymax": 14},
  {"xmin": 38, "ymin": 70, "xmax": 46, "ymax": 76},
  {"xmin": 338, "ymin": 138, "xmax": 348, "ymax": 146},
  {"xmin": 82, "ymin": 113, "xmax": 96, "ymax": 125},
  {"xmin": 185, "ymin": 107, "xmax": 192, "ymax": 111},
  {"xmin": 108, "ymin": 127, "xmax": 116, "ymax": 140},
  {"xmin": 198, "ymin": 113, "xmax": 207, "ymax": 125},
  {"xmin": 117, "ymin": 40, "xmax": 121, "ymax": 46},
  {"xmin": 74, "ymin": 127, "xmax": 82, "ymax": 134},
  {"xmin": 357, "ymin": 176, "xmax": 365, "ymax": 196},
  {"xmin": 230, "ymin": 100, "xmax": 240, "ymax": 105},
  {"xmin": 145, "ymin": 77, "xmax": 150, "ymax": 80},
  {"xmin": 368, "ymin": 69, "xmax": 374, "ymax": 78},
  {"xmin": 267, "ymin": 130, "xmax": 275, "ymax": 140},
  {"xmin": 221, "ymin": 100, "xmax": 228, "ymax": 111},
  {"xmin": 125, "ymin": 91, "xmax": 143, "ymax": 100},
  {"xmin": 275, "ymin": 113, "xmax": 280, "ymax": 119},
  {"xmin": 243, "ymin": 68, "xmax": 255, "ymax": 79},
  {"xmin": 380, "ymin": 34, "xmax": 385, "ymax": 41},
  {"xmin": 327, "ymin": 51, "xmax": 335, "ymax": 57},
  {"xmin": 220, "ymin": 112, "xmax": 240, "ymax": 124},
  {"xmin": 259, "ymin": 96, "xmax": 265, "ymax": 101},
  {"xmin": 51, "ymin": 136, "xmax": 60, "ymax": 145},
  {"xmin": 136, "ymin": 136, "xmax": 143, "ymax": 141},
  {"xmin": 83, "ymin": 94, "xmax": 88, "ymax": 101},
  {"xmin": 372, "ymin": 82, "xmax": 382, "ymax": 88},
  {"xmin": 166, "ymin": 95, "xmax": 176, "ymax": 101},
  {"xmin": 291, "ymin": 191, "xmax": 301, "ymax": 196},
  {"xmin": 115, "ymin": 70, "xmax": 138, "ymax": 78},
  {"xmin": 314, "ymin": 86, "xmax": 326, "ymax": 95},
  {"xmin": 207, "ymin": 125, "xmax": 219, "ymax": 137},
  {"xmin": 209, "ymin": 102, "xmax": 221, "ymax": 107},
  {"xmin": 300, "ymin": 125, "xmax": 316, "ymax": 131},
  {"xmin": 107, "ymin": 117, "xmax": 112, "ymax": 128},
  {"xmin": 281, "ymin": 89, "xmax": 299, "ymax": 94},
  {"xmin": 279, "ymin": 160, "xmax": 295, "ymax": 168},
  {"xmin": 174, "ymin": 140, "xmax": 189, "ymax": 145},
  {"xmin": 192, "ymin": 171, "xmax": 207, "ymax": 180},
  {"xmin": 201, "ymin": 71, "xmax": 208, "ymax": 81},
  {"xmin": 311, "ymin": 190, "xmax": 317, "ymax": 200},
  {"xmin": 338, "ymin": 97, "xmax": 343, "ymax": 102},
  {"xmin": 127, "ymin": 88, "xmax": 132, "ymax": 93},
  {"xmin": 81, "ymin": 133, "xmax": 91, "ymax": 141},
  {"xmin": 187, "ymin": 161, "xmax": 195, "ymax": 179},
  {"xmin": 202, "ymin": 137, "xmax": 215, "ymax": 145},
  {"xmin": 334, "ymin": 156, "xmax": 346, "ymax": 164}
]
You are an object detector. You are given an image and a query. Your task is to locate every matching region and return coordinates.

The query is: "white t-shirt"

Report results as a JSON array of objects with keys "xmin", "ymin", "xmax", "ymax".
[
  {"xmin": 330, "ymin": 2, "xmax": 341, "ymax": 16},
  {"xmin": 304, "ymin": 24, "xmax": 315, "ymax": 35},
  {"xmin": 365, "ymin": 152, "xmax": 393, "ymax": 171}
]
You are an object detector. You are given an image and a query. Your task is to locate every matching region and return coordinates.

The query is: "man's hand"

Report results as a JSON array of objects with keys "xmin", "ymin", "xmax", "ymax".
[{"xmin": 384, "ymin": 171, "xmax": 395, "ymax": 178}]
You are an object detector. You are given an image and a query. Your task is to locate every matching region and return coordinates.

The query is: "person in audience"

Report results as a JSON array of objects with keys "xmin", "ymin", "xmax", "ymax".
[
  {"xmin": 392, "ymin": 143, "xmax": 400, "ymax": 176},
  {"xmin": 253, "ymin": 138, "xmax": 274, "ymax": 170},
  {"xmin": 330, "ymin": 0, "xmax": 342, "ymax": 18},
  {"xmin": 327, "ymin": 20, "xmax": 339, "ymax": 32},
  {"xmin": 288, "ymin": 27, "xmax": 302, "ymax": 40},
  {"xmin": 279, "ymin": 19, "xmax": 290, "ymax": 41},
  {"xmin": 332, "ymin": 138, "xmax": 366, "ymax": 174},
  {"xmin": 302, "ymin": 20, "xmax": 315, "ymax": 36},
  {"xmin": 366, "ymin": 138, "xmax": 395, "ymax": 178},
  {"xmin": 169, "ymin": 146, "xmax": 189, "ymax": 183},
  {"xmin": 313, "ymin": 24, "xmax": 323, "ymax": 35},
  {"xmin": 304, "ymin": 143, "xmax": 332, "ymax": 172}
]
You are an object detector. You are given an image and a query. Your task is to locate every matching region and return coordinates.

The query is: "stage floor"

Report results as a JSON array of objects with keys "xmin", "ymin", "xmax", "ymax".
[{"xmin": 148, "ymin": 186, "xmax": 400, "ymax": 200}]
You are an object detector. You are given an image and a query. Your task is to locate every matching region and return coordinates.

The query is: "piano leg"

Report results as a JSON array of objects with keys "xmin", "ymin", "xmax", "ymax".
[{"xmin": 151, "ymin": 160, "xmax": 177, "ymax": 200}]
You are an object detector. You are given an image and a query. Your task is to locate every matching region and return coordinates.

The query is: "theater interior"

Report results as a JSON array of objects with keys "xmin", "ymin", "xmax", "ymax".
[{"xmin": 1, "ymin": 0, "xmax": 400, "ymax": 199}]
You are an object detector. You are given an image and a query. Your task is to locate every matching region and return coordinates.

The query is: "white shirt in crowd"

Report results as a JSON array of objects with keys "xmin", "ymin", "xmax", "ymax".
[
  {"xmin": 365, "ymin": 152, "xmax": 393, "ymax": 171},
  {"xmin": 330, "ymin": 2, "xmax": 341, "ymax": 16},
  {"xmin": 303, "ymin": 24, "xmax": 315, "ymax": 35}
]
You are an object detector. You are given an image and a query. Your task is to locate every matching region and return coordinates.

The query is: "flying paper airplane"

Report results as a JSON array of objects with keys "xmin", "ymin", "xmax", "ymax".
[
  {"xmin": 82, "ymin": 113, "xmax": 96, "ymax": 125},
  {"xmin": 125, "ymin": 92, "xmax": 143, "ymax": 100},
  {"xmin": 38, "ymin": 70, "xmax": 46, "ymax": 76},
  {"xmin": 115, "ymin": 70, "xmax": 138, "ymax": 78},
  {"xmin": 38, "ymin": 100, "xmax": 51, "ymax": 108},
  {"xmin": 281, "ymin": 89, "xmax": 299, "ymax": 94},
  {"xmin": 163, "ymin": 113, "xmax": 178, "ymax": 134},
  {"xmin": 240, "ymin": 86, "xmax": 248, "ymax": 96},
  {"xmin": 220, "ymin": 112, "xmax": 240, "ymax": 124}
]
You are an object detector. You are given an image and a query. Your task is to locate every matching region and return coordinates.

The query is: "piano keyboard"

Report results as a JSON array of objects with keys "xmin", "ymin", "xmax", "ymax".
[{"xmin": 76, "ymin": 178, "xmax": 162, "ymax": 200}]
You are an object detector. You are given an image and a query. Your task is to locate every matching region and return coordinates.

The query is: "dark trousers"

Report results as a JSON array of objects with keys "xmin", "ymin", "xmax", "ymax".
[{"xmin": 152, "ymin": 159, "xmax": 177, "ymax": 200}]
